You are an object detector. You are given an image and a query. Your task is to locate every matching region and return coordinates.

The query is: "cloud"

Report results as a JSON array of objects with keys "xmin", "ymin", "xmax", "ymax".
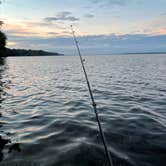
[
  {"xmin": 150, "ymin": 15, "xmax": 166, "ymax": 28},
  {"xmin": 44, "ymin": 11, "xmax": 79, "ymax": 22},
  {"xmin": 3, "ymin": 19, "xmax": 72, "ymax": 39},
  {"xmin": 4, "ymin": 23, "xmax": 44, "ymax": 37},
  {"xmin": 0, "ymin": 0, "xmax": 6, "ymax": 5},
  {"xmin": 91, "ymin": 0, "xmax": 131, "ymax": 7},
  {"xmin": 140, "ymin": 15, "xmax": 166, "ymax": 35},
  {"xmin": 47, "ymin": 32, "xmax": 59, "ymax": 35},
  {"xmin": 84, "ymin": 14, "xmax": 95, "ymax": 18},
  {"xmin": 161, "ymin": 12, "xmax": 166, "ymax": 16},
  {"xmin": 6, "ymin": 33, "xmax": 166, "ymax": 54},
  {"xmin": 157, "ymin": 28, "xmax": 166, "ymax": 35}
]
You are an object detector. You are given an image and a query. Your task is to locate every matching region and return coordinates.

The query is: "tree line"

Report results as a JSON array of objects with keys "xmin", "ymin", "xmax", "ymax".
[
  {"xmin": 0, "ymin": 31, "xmax": 62, "ymax": 57},
  {"xmin": 0, "ymin": 31, "xmax": 7, "ymax": 56}
]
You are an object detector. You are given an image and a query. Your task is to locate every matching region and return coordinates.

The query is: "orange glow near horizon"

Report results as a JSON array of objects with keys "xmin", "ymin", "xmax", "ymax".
[
  {"xmin": 3, "ymin": 20, "xmax": 87, "ymax": 38},
  {"xmin": 157, "ymin": 28, "xmax": 166, "ymax": 35}
]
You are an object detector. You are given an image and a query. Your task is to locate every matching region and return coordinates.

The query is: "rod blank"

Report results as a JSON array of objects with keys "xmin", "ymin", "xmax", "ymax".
[{"xmin": 71, "ymin": 25, "xmax": 114, "ymax": 166}]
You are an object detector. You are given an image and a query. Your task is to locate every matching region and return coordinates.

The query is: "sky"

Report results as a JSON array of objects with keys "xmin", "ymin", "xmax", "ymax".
[{"xmin": 0, "ymin": 0, "xmax": 166, "ymax": 54}]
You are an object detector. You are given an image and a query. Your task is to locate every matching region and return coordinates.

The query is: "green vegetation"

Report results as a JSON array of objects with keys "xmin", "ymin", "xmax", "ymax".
[
  {"xmin": 0, "ymin": 31, "xmax": 7, "ymax": 56},
  {"xmin": 6, "ymin": 48, "xmax": 62, "ymax": 56},
  {"xmin": 0, "ymin": 31, "xmax": 62, "ymax": 57}
]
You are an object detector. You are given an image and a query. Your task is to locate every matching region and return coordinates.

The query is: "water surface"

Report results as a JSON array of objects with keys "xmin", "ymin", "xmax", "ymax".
[{"xmin": 0, "ymin": 54, "xmax": 166, "ymax": 166}]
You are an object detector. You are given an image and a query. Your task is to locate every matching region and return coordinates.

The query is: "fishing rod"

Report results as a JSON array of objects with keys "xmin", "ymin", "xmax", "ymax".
[{"xmin": 70, "ymin": 25, "xmax": 114, "ymax": 166}]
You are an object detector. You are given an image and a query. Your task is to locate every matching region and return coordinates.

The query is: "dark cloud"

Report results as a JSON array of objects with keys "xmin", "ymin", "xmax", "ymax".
[
  {"xmin": 47, "ymin": 32, "xmax": 59, "ymax": 35},
  {"xmin": 5, "ymin": 29, "xmax": 40, "ymax": 37},
  {"xmin": 44, "ymin": 11, "xmax": 79, "ymax": 22},
  {"xmin": 84, "ymin": 14, "xmax": 95, "ymax": 18},
  {"xmin": 0, "ymin": 0, "xmax": 5, "ymax": 5},
  {"xmin": 161, "ymin": 12, "xmax": 166, "ymax": 16}
]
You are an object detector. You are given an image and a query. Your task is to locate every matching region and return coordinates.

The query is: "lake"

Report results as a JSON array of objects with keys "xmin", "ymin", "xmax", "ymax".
[{"xmin": 0, "ymin": 54, "xmax": 166, "ymax": 166}]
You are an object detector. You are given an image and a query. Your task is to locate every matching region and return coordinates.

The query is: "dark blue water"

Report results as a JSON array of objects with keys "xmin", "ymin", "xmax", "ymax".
[{"xmin": 0, "ymin": 54, "xmax": 166, "ymax": 166}]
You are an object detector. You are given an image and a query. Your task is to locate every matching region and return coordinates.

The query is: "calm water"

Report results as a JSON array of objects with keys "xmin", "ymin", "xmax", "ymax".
[{"xmin": 0, "ymin": 54, "xmax": 166, "ymax": 166}]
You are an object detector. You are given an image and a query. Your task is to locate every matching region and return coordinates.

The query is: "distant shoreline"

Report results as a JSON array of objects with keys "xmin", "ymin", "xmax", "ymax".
[
  {"xmin": 4, "ymin": 48, "xmax": 64, "ymax": 57},
  {"xmin": 123, "ymin": 52, "xmax": 166, "ymax": 55},
  {"xmin": 5, "ymin": 54, "xmax": 64, "ymax": 57}
]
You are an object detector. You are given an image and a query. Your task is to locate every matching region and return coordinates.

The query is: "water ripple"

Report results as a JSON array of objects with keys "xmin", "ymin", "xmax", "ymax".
[{"xmin": 0, "ymin": 55, "xmax": 166, "ymax": 166}]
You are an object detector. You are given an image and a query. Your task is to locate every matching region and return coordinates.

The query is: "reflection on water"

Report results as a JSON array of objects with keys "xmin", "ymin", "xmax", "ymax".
[
  {"xmin": 0, "ymin": 57, "xmax": 21, "ymax": 162},
  {"xmin": 0, "ymin": 57, "xmax": 9, "ymax": 161},
  {"xmin": 0, "ymin": 55, "xmax": 166, "ymax": 166}
]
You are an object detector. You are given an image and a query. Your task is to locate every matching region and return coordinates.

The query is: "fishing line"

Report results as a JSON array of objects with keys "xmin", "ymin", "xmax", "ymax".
[{"xmin": 71, "ymin": 25, "xmax": 114, "ymax": 166}]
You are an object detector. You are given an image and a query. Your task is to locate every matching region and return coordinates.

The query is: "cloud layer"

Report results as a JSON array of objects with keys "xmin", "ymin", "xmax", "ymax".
[
  {"xmin": 1, "ymin": 0, "xmax": 166, "ymax": 54},
  {"xmin": 7, "ymin": 33, "xmax": 166, "ymax": 54}
]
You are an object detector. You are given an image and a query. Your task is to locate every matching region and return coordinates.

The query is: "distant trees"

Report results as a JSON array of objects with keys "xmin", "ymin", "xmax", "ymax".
[
  {"xmin": 0, "ymin": 31, "xmax": 7, "ymax": 56},
  {"xmin": 0, "ymin": 31, "xmax": 62, "ymax": 56},
  {"xmin": 6, "ymin": 49, "xmax": 61, "ymax": 56}
]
